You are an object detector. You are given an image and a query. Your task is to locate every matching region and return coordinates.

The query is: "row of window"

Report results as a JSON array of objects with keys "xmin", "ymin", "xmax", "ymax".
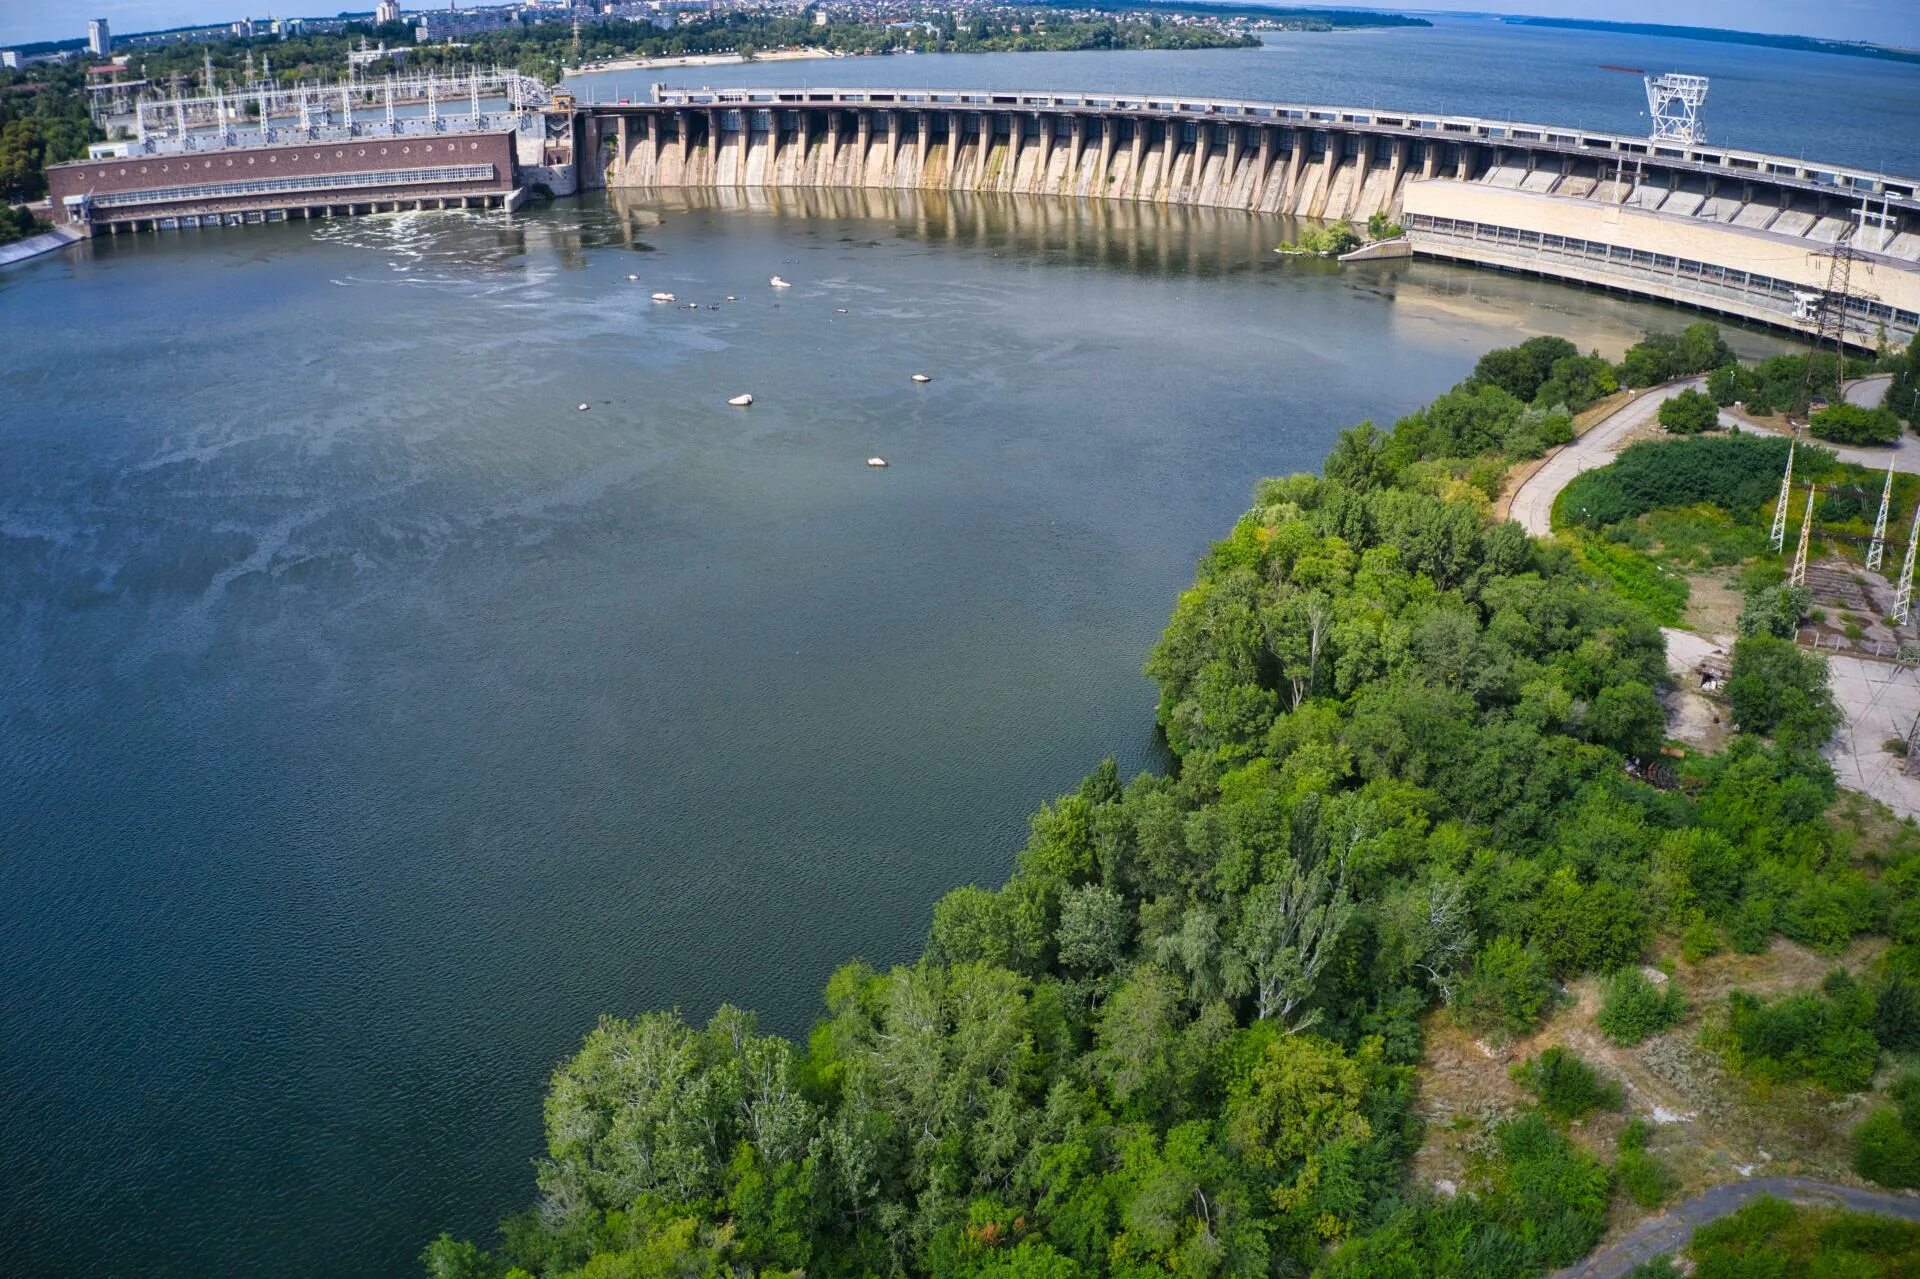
[
  {"xmin": 67, "ymin": 141, "xmax": 489, "ymax": 184},
  {"xmin": 87, "ymin": 164, "xmax": 498, "ymax": 209},
  {"xmin": 1407, "ymin": 213, "xmax": 1920, "ymax": 330}
]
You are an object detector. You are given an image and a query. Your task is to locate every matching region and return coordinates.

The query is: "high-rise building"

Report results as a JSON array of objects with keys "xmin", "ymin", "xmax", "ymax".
[
  {"xmin": 87, "ymin": 18, "xmax": 111, "ymax": 56},
  {"xmin": 376, "ymin": 0, "xmax": 402, "ymax": 23},
  {"xmin": 0, "ymin": 50, "xmax": 19, "ymax": 69}
]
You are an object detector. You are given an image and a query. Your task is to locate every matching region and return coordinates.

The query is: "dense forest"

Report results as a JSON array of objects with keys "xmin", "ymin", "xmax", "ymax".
[
  {"xmin": 423, "ymin": 329, "xmax": 1920, "ymax": 1279},
  {"xmin": 0, "ymin": 63, "xmax": 91, "ymax": 240}
]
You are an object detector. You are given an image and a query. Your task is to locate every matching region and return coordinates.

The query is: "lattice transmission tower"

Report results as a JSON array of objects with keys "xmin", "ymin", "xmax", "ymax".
[
  {"xmin": 1869, "ymin": 460, "xmax": 1896, "ymax": 572},
  {"xmin": 1792, "ymin": 208, "xmax": 1860, "ymax": 420},
  {"xmin": 1790, "ymin": 484, "xmax": 1816, "ymax": 589},
  {"xmin": 1770, "ymin": 441, "xmax": 1795, "ymax": 552},
  {"xmin": 1898, "ymin": 504, "xmax": 1920, "ymax": 626}
]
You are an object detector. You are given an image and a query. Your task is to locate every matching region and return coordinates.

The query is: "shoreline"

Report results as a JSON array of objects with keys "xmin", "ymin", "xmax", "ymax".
[
  {"xmin": 0, "ymin": 226, "xmax": 84, "ymax": 269},
  {"xmin": 570, "ymin": 47, "xmax": 843, "ymax": 77}
]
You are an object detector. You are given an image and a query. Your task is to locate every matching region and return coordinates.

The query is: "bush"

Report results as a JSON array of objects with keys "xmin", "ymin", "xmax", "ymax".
[
  {"xmin": 1688, "ymin": 1195, "xmax": 1920, "ymax": 1277},
  {"xmin": 1736, "ymin": 582, "xmax": 1809, "ymax": 639},
  {"xmin": 1852, "ymin": 1073, "xmax": 1920, "ymax": 1188},
  {"xmin": 1458, "ymin": 935, "xmax": 1556, "ymax": 1037},
  {"xmin": 1597, "ymin": 968, "xmax": 1687, "ymax": 1045},
  {"xmin": 1557, "ymin": 434, "xmax": 1824, "ymax": 529},
  {"xmin": 1681, "ymin": 915, "xmax": 1724, "ymax": 964},
  {"xmin": 1726, "ymin": 974, "xmax": 1880, "ymax": 1091},
  {"xmin": 1658, "ymin": 388, "xmax": 1721, "ymax": 434},
  {"xmin": 1615, "ymin": 1147, "xmax": 1680, "ymax": 1209},
  {"xmin": 1512, "ymin": 1046, "xmax": 1623, "ymax": 1120},
  {"xmin": 1810, "ymin": 403, "xmax": 1902, "ymax": 445}
]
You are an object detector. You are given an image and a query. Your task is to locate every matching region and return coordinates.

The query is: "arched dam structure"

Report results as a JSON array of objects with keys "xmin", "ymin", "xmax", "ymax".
[{"xmin": 578, "ymin": 85, "xmax": 1920, "ymax": 348}]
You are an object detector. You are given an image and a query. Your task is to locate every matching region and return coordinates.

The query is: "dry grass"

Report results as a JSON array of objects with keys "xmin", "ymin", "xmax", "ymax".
[
  {"xmin": 1680, "ymin": 572, "xmax": 1744, "ymax": 639},
  {"xmin": 1410, "ymin": 935, "xmax": 1894, "ymax": 1241}
]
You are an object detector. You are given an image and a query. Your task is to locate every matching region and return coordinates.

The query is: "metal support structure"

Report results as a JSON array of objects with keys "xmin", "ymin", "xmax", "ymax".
[
  {"xmin": 1644, "ymin": 72, "xmax": 1709, "ymax": 145},
  {"xmin": 1790, "ymin": 483, "xmax": 1816, "ymax": 589},
  {"xmin": 1899, "ymin": 504, "xmax": 1920, "ymax": 626},
  {"xmin": 1870, "ymin": 461, "xmax": 1895, "ymax": 572},
  {"xmin": 1770, "ymin": 441, "xmax": 1795, "ymax": 552}
]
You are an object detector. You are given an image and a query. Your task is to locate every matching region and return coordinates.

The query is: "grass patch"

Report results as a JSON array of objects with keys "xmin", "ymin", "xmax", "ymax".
[{"xmin": 1568, "ymin": 536, "xmax": 1688, "ymax": 625}]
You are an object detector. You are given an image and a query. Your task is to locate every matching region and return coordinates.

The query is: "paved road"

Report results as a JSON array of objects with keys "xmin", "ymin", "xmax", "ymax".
[
  {"xmin": 1509, "ymin": 381, "xmax": 1704, "ymax": 536},
  {"xmin": 1511, "ymin": 376, "xmax": 1917, "ymax": 538},
  {"xmin": 1550, "ymin": 1177, "xmax": 1920, "ymax": 1279},
  {"xmin": 1846, "ymin": 373, "xmax": 1895, "ymax": 409}
]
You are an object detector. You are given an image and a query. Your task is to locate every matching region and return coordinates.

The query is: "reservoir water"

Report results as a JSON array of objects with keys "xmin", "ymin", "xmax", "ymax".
[{"xmin": 0, "ymin": 21, "xmax": 1858, "ymax": 1279}]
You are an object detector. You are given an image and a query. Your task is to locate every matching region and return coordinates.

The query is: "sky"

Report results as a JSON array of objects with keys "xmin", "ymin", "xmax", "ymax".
[{"xmin": 1, "ymin": 0, "xmax": 1916, "ymax": 49}]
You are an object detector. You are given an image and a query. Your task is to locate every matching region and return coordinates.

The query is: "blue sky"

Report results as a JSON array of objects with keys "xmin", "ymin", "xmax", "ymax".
[{"xmin": 1, "ymin": 0, "xmax": 1916, "ymax": 48}]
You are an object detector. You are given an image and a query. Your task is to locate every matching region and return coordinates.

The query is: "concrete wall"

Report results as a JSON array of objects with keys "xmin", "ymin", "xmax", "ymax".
[
  {"xmin": 1403, "ymin": 180, "xmax": 1920, "ymax": 345},
  {"xmin": 600, "ymin": 110, "xmax": 1423, "ymax": 222}
]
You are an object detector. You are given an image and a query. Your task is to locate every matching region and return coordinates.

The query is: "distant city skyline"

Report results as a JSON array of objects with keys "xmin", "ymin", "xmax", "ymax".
[{"xmin": 0, "ymin": 0, "xmax": 1916, "ymax": 49}]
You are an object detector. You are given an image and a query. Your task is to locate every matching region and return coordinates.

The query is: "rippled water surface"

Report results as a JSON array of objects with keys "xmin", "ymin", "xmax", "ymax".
[{"xmin": 2, "ymin": 182, "xmax": 1794, "ymax": 1277}]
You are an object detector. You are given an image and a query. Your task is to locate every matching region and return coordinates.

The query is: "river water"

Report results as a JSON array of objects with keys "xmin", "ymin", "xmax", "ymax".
[{"xmin": 0, "ymin": 21, "xmax": 1848, "ymax": 1279}]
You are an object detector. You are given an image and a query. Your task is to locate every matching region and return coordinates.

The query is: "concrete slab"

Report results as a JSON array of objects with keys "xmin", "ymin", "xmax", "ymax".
[{"xmin": 1821, "ymin": 653, "xmax": 1920, "ymax": 819}]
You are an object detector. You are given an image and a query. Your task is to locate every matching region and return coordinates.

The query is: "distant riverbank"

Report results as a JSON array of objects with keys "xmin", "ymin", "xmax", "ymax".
[{"xmin": 574, "ymin": 47, "xmax": 839, "ymax": 76}]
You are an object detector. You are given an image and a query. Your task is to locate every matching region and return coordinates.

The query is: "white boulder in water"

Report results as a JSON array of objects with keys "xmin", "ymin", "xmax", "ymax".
[
  {"xmin": 911, "ymin": 373, "xmax": 932, "ymax": 383},
  {"xmin": 867, "ymin": 456, "xmax": 888, "ymax": 468},
  {"xmin": 769, "ymin": 276, "xmax": 791, "ymax": 288},
  {"xmin": 651, "ymin": 291, "xmax": 675, "ymax": 302},
  {"xmin": 728, "ymin": 394, "xmax": 754, "ymax": 407}
]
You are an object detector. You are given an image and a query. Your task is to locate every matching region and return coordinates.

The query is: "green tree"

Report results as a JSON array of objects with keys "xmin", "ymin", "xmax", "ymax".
[
  {"xmin": 1658, "ymin": 387, "xmax": 1721, "ymax": 434},
  {"xmin": 1457, "ymin": 936, "xmax": 1555, "ymax": 1036},
  {"xmin": 1726, "ymin": 635, "xmax": 1841, "ymax": 750}
]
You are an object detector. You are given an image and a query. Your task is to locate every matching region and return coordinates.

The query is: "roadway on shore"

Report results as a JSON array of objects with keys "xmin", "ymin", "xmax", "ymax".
[
  {"xmin": 1549, "ymin": 1177, "xmax": 1920, "ymax": 1278},
  {"xmin": 1509, "ymin": 375, "xmax": 1913, "ymax": 539}
]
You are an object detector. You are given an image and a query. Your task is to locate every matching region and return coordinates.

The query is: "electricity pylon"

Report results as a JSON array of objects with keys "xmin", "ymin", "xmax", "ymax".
[
  {"xmin": 1790, "ymin": 483, "xmax": 1815, "ymax": 589},
  {"xmin": 1869, "ymin": 460, "xmax": 1895, "ymax": 572},
  {"xmin": 1770, "ymin": 441, "xmax": 1795, "ymax": 552},
  {"xmin": 1899, "ymin": 504, "xmax": 1920, "ymax": 626}
]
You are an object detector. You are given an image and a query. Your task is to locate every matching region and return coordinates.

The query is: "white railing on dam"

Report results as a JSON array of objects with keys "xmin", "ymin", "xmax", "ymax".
[{"xmin": 642, "ymin": 84, "xmax": 1918, "ymax": 206}]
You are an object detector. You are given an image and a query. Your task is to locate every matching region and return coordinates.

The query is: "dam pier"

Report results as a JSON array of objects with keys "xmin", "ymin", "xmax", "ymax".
[{"xmin": 43, "ymin": 77, "xmax": 1920, "ymax": 347}]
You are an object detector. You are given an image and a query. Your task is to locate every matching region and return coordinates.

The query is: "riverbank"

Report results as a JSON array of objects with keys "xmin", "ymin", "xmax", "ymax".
[
  {"xmin": 573, "ymin": 47, "xmax": 839, "ymax": 76},
  {"xmin": 0, "ymin": 226, "xmax": 84, "ymax": 269}
]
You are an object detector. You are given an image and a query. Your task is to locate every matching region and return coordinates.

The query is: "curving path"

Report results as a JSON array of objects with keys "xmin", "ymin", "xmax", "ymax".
[
  {"xmin": 1549, "ymin": 1177, "xmax": 1920, "ymax": 1279},
  {"xmin": 1508, "ymin": 380, "xmax": 1703, "ymax": 536},
  {"xmin": 1846, "ymin": 373, "xmax": 1895, "ymax": 410},
  {"xmin": 1510, "ymin": 376, "xmax": 1918, "ymax": 538}
]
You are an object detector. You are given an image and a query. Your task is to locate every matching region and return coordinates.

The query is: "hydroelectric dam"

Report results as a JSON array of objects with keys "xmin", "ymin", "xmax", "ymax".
[{"xmin": 43, "ymin": 76, "xmax": 1920, "ymax": 348}]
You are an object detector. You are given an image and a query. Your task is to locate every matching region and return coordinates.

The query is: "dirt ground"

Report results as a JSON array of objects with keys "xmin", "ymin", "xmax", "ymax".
[
  {"xmin": 1680, "ymin": 573, "xmax": 1745, "ymax": 638},
  {"xmin": 1410, "ymin": 936, "xmax": 1892, "ymax": 1242}
]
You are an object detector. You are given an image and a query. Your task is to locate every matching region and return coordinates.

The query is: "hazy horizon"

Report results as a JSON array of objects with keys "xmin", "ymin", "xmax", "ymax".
[{"xmin": 1, "ymin": 0, "xmax": 1916, "ymax": 50}]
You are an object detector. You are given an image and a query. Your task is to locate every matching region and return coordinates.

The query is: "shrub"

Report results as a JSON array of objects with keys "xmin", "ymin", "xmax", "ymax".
[
  {"xmin": 1852, "ymin": 1073, "xmax": 1920, "ymax": 1188},
  {"xmin": 1736, "ymin": 582, "xmax": 1809, "ymax": 639},
  {"xmin": 1597, "ymin": 968, "xmax": 1687, "ymax": 1045},
  {"xmin": 1726, "ymin": 974, "xmax": 1880, "ymax": 1092},
  {"xmin": 1615, "ymin": 1148, "xmax": 1680, "ymax": 1209},
  {"xmin": 1535, "ymin": 353, "xmax": 1618, "ymax": 412},
  {"xmin": 1681, "ymin": 915, "xmax": 1724, "ymax": 964},
  {"xmin": 1458, "ymin": 935, "xmax": 1556, "ymax": 1037},
  {"xmin": 1810, "ymin": 403, "xmax": 1902, "ymax": 445},
  {"xmin": 1658, "ymin": 388, "xmax": 1721, "ymax": 434},
  {"xmin": 1557, "ymin": 434, "xmax": 1824, "ymax": 529},
  {"xmin": 1512, "ymin": 1046, "xmax": 1624, "ymax": 1120},
  {"xmin": 1688, "ymin": 1195, "xmax": 1920, "ymax": 1277}
]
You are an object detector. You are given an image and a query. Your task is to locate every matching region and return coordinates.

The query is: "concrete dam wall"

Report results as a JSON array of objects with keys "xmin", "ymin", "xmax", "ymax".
[
  {"xmin": 583, "ymin": 87, "xmax": 1920, "ymax": 345},
  {"xmin": 598, "ymin": 102, "xmax": 1413, "ymax": 222}
]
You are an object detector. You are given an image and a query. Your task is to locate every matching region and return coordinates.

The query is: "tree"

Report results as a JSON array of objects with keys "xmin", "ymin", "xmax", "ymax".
[
  {"xmin": 1809, "ymin": 403, "xmax": 1901, "ymax": 445},
  {"xmin": 1324, "ymin": 420, "xmax": 1391, "ymax": 492},
  {"xmin": 1596, "ymin": 968, "xmax": 1686, "ymax": 1045},
  {"xmin": 1658, "ymin": 387, "xmax": 1721, "ymax": 434},
  {"xmin": 1726, "ymin": 636, "xmax": 1840, "ymax": 750},
  {"xmin": 1231, "ymin": 859, "xmax": 1353, "ymax": 1029},
  {"xmin": 1457, "ymin": 936, "xmax": 1555, "ymax": 1036}
]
